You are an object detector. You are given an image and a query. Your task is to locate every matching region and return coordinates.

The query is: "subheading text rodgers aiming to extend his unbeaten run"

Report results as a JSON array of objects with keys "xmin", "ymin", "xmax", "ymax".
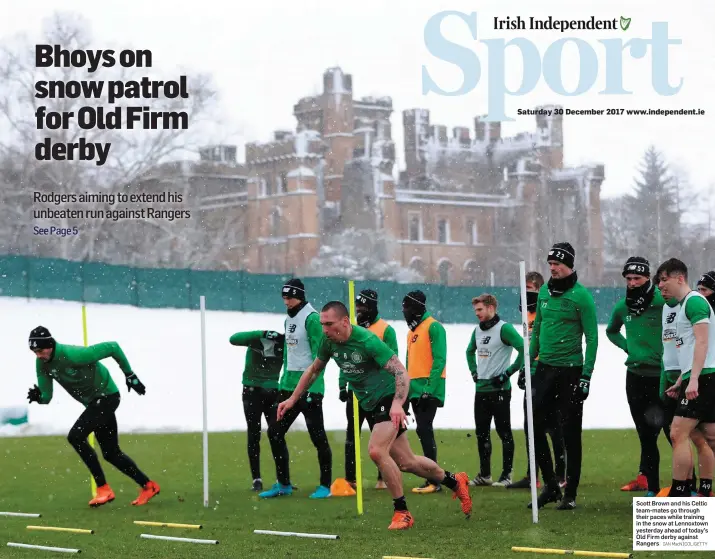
[{"xmin": 276, "ymin": 301, "xmax": 472, "ymax": 530}]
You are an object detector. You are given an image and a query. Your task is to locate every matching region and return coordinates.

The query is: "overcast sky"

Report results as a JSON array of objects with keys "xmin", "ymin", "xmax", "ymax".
[{"xmin": 2, "ymin": 0, "xmax": 713, "ymax": 200}]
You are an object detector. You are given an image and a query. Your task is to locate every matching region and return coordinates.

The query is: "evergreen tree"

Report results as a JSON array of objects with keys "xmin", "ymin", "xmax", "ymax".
[{"xmin": 625, "ymin": 146, "xmax": 681, "ymax": 265}]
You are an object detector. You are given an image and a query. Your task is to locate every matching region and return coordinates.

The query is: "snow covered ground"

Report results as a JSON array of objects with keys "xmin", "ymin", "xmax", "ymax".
[{"xmin": 0, "ymin": 296, "xmax": 634, "ymax": 437}]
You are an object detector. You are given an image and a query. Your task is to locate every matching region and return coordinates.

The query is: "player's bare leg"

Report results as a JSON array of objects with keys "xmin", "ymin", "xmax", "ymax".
[
  {"xmin": 368, "ymin": 422, "xmax": 413, "ymax": 530},
  {"xmin": 694, "ymin": 424, "xmax": 715, "ymax": 496},
  {"xmin": 389, "ymin": 430, "xmax": 472, "ymax": 518},
  {"xmin": 670, "ymin": 417, "xmax": 704, "ymax": 495}
]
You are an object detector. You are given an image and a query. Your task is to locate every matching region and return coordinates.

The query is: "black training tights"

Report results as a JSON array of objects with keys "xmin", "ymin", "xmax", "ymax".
[
  {"xmin": 474, "ymin": 390, "xmax": 514, "ymax": 477},
  {"xmin": 67, "ymin": 392, "xmax": 150, "ymax": 488},
  {"xmin": 243, "ymin": 386, "xmax": 279, "ymax": 480},
  {"xmin": 268, "ymin": 391, "xmax": 332, "ymax": 487}
]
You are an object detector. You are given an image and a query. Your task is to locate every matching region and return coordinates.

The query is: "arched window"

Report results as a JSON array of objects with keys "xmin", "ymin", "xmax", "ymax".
[
  {"xmin": 437, "ymin": 259, "xmax": 453, "ymax": 286},
  {"xmin": 463, "ymin": 260, "xmax": 481, "ymax": 286},
  {"xmin": 409, "ymin": 257, "xmax": 427, "ymax": 278}
]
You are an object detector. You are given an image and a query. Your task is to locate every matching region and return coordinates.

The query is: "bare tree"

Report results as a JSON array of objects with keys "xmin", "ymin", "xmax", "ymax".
[{"xmin": 0, "ymin": 11, "xmax": 223, "ymax": 264}]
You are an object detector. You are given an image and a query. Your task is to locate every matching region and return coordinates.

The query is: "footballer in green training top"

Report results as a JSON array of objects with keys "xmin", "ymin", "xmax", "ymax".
[
  {"xmin": 276, "ymin": 301, "xmax": 473, "ymax": 531},
  {"xmin": 528, "ymin": 242, "xmax": 598, "ymax": 511},
  {"xmin": 229, "ymin": 329, "xmax": 284, "ymax": 492},
  {"xmin": 27, "ymin": 326, "xmax": 159, "ymax": 508},
  {"xmin": 606, "ymin": 256, "xmax": 668, "ymax": 496}
]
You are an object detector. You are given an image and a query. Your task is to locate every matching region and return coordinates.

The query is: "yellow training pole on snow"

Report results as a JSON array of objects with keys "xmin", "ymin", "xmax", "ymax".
[
  {"xmin": 512, "ymin": 546, "xmax": 633, "ymax": 558},
  {"xmin": 82, "ymin": 305, "xmax": 97, "ymax": 498},
  {"xmin": 348, "ymin": 280, "xmax": 363, "ymax": 515}
]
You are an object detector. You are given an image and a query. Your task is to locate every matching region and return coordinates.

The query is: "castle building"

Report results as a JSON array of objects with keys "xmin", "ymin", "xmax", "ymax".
[{"xmin": 144, "ymin": 66, "xmax": 606, "ymax": 285}]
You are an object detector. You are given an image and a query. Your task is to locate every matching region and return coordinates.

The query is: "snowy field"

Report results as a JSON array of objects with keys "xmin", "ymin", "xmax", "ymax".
[{"xmin": 0, "ymin": 296, "xmax": 635, "ymax": 437}]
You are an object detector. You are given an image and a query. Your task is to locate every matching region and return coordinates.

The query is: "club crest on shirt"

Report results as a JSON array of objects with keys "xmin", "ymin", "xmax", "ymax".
[{"xmin": 351, "ymin": 352, "xmax": 363, "ymax": 363}]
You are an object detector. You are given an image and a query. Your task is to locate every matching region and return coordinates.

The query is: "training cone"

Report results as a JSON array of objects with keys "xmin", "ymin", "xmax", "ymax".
[
  {"xmin": 656, "ymin": 487, "xmax": 670, "ymax": 497},
  {"xmin": 330, "ymin": 478, "xmax": 356, "ymax": 497}
]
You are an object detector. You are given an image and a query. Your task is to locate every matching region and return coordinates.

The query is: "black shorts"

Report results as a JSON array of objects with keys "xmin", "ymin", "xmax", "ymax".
[
  {"xmin": 363, "ymin": 395, "xmax": 410, "ymax": 438},
  {"xmin": 674, "ymin": 374, "xmax": 715, "ymax": 423}
]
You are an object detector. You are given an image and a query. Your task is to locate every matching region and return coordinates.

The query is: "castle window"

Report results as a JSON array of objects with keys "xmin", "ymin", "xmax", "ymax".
[
  {"xmin": 437, "ymin": 218, "xmax": 449, "ymax": 243},
  {"xmin": 438, "ymin": 260, "xmax": 453, "ymax": 285},
  {"xmin": 408, "ymin": 212, "xmax": 422, "ymax": 241},
  {"xmin": 466, "ymin": 219, "xmax": 477, "ymax": 245},
  {"xmin": 270, "ymin": 208, "xmax": 281, "ymax": 237}
]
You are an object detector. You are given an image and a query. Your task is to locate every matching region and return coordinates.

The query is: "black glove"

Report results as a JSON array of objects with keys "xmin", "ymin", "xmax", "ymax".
[
  {"xmin": 491, "ymin": 373, "xmax": 509, "ymax": 388},
  {"xmin": 27, "ymin": 384, "xmax": 41, "ymax": 404},
  {"xmin": 264, "ymin": 330, "xmax": 281, "ymax": 340},
  {"xmin": 126, "ymin": 373, "xmax": 146, "ymax": 395},
  {"xmin": 517, "ymin": 368, "xmax": 526, "ymax": 390},
  {"xmin": 470, "ymin": 370, "xmax": 478, "ymax": 383},
  {"xmin": 575, "ymin": 376, "xmax": 590, "ymax": 402},
  {"xmin": 420, "ymin": 393, "xmax": 439, "ymax": 404},
  {"xmin": 339, "ymin": 389, "xmax": 349, "ymax": 402}
]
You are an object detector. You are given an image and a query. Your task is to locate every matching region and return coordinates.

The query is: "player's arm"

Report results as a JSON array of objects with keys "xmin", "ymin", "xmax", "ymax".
[
  {"xmin": 659, "ymin": 358, "xmax": 667, "ymax": 400},
  {"xmin": 686, "ymin": 296, "xmax": 711, "ymax": 383},
  {"xmin": 466, "ymin": 328, "xmax": 478, "ymax": 379},
  {"xmin": 501, "ymin": 323, "xmax": 524, "ymax": 375},
  {"xmin": 580, "ymin": 292, "xmax": 599, "ymax": 379},
  {"xmin": 34, "ymin": 362, "xmax": 53, "ymax": 404},
  {"xmin": 383, "ymin": 355, "xmax": 410, "ymax": 406},
  {"xmin": 288, "ymin": 357, "xmax": 328, "ymax": 403},
  {"xmin": 229, "ymin": 330, "xmax": 263, "ymax": 348},
  {"xmin": 305, "ymin": 312, "xmax": 324, "ymax": 359},
  {"xmin": 528, "ymin": 288, "xmax": 544, "ymax": 361},
  {"xmin": 605, "ymin": 303, "xmax": 628, "ymax": 353},
  {"xmin": 383, "ymin": 325, "xmax": 399, "ymax": 355},
  {"xmin": 426, "ymin": 321, "xmax": 447, "ymax": 395},
  {"xmin": 64, "ymin": 342, "xmax": 133, "ymax": 376}
]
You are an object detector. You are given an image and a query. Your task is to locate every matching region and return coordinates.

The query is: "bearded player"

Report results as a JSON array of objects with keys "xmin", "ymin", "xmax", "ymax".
[{"xmin": 277, "ymin": 301, "xmax": 472, "ymax": 530}]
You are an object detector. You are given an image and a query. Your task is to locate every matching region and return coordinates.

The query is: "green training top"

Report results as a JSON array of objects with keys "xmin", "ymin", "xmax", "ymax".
[
  {"xmin": 316, "ymin": 325, "xmax": 397, "ymax": 411},
  {"xmin": 339, "ymin": 315, "xmax": 398, "ymax": 391},
  {"xmin": 229, "ymin": 330, "xmax": 282, "ymax": 389},
  {"xmin": 605, "ymin": 288, "xmax": 665, "ymax": 377},
  {"xmin": 35, "ymin": 342, "xmax": 133, "ymax": 406},
  {"xmin": 406, "ymin": 312, "xmax": 447, "ymax": 405},
  {"xmin": 529, "ymin": 281, "xmax": 599, "ymax": 377}
]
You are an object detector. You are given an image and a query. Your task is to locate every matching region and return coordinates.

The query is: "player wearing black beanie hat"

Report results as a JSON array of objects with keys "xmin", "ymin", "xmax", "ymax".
[
  {"xmin": 607, "ymin": 257, "xmax": 669, "ymax": 496},
  {"xmin": 27, "ymin": 326, "xmax": 158, "ymax": 508},
  {"xmin": 260, "ymin": 278, "xmax": 333, "ymax": 500},
  {"xmin": 527, "ymin": 242, "xmax": 598, "ymax": 510},
  {"xmin": 402, "ymin": 290, "xmax": 449, "ymax": 494}
]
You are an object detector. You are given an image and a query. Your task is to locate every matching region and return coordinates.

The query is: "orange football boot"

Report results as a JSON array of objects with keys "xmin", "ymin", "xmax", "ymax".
[
  {"xmin": 387, "ymin": 510, "xmax": 414, "ymax": 530},
  {"xmin": 453, "ymin": 472, "xmax": 473, "ymax": 518},
  {"xmin": 89, "ymin": 484, "xmax": 115, "ymax": 508},
  {"xmin": 131, "ymin": 480, "xmax": 160, "ymax": 506}
]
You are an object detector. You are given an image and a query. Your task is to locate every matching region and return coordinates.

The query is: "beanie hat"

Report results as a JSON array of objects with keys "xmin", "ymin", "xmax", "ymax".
[
  {"xmin": 622, "ymin": 256, "xmax": 651, "ymax": 278},
  {"xmin": 697, "ymin": 271, "xmax": 715, "ymax": 291},
  {"xmin": 402, "ymin": 290, "xmax": 426, "ymax": 310},
  {"xmin": 356, "ymin": 289, "xmax": 378, "ymax": 309},
  {"xmin": 281, "ymin": 278, "xmax": 306, "ymax": 301},
  {"xmin": 547, "ymin": 242, "xmax": 575, "ymax": 269},
  {"xmin": 29, "ymin": 326, "xmax": 55, "ymax": 350}
]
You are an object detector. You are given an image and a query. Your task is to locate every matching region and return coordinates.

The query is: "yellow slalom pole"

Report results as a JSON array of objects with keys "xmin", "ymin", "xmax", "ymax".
[
  {"xmin": 82, "ymin": 305, "xmax": 97, "ymax": 499},
  {"xmin": 511, "ymin": 547, "xmax": 633, "ymax": 558},
  {"xmin": 348, "ymin": 280, "xmax": 363, "ymax": 515},
  {"xmin": 27, "ymin": 525, "xmax": 94, "ymax": 535}
]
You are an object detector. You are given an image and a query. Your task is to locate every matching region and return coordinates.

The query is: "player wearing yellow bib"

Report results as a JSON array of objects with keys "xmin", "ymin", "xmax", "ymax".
[
  {"xmin": 403, "ymin": 290, "xmax": 448, "ymax": 494},
  {"xmin": 657, "ymin": 259, "xmax": 715, "ymax": 497},
  {"xmin": 277, "ymin": 301, "xmax": 472, "ymax": 531}
]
